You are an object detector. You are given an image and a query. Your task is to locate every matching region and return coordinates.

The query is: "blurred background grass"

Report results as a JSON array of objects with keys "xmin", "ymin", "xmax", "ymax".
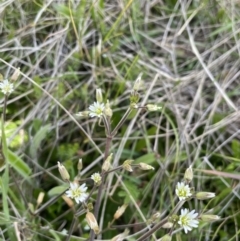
[{"xmin": 0, "ymin": 0, "xmax": 240, "ymax": 240}]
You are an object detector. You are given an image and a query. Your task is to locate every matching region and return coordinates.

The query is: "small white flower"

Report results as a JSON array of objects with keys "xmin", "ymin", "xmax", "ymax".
[
  {"xmin": 65, "ymin": 182, "xmax": 88, "ymax": 204},
  {"xmin": 91, "ymin": 172, "xmax": 102, "ymax": 185},
  {"xmin": 89, "ymin": 102, "xmax": 105, "ymax": 118},
  {"xmin": 175, "ymin": 182, "xmax": 192, "ymax": 201},
  {"xmin": 0, "ymin": 79, "xmax": 14, "ymax": 95},
  {"xmin": 178, "ymin": 209, "xmax": 199, "ymax": 234}
]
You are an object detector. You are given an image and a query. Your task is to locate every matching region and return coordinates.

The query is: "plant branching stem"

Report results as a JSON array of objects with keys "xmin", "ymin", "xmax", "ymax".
[
  {"xmin": 89, "ymin": 108, "xmax": 133, "ymax": 241},
  {"xmin": 89, "ymin": 135, "xmax": 112, "ymax": 241},
  {"xmin": 136, "ymin": 200, "xmax": 186, "ymax": 241},
  {"xmin": 33, "ymin": 189, "xmax": 67, "ymax": 215},
  {"xmin": 136, "ymin": 217, "xmax": 168, "ymax": 241},
  {"xmin": 111, "ymin": 107, "xmax": 132, "ymax": 136}
]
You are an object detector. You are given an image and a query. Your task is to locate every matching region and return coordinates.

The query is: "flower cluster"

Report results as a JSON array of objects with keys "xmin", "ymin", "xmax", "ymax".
[
  {"xmin": 54, "ymin": 84, "xmax": 220, "ymax": 240},
  {"xmin": 174, "ymin": 166, "xmax": 218, "ymax": 234}
]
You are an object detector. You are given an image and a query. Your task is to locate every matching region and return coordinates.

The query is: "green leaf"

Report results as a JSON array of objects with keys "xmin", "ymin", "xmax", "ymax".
[
  {"xmin": 7, "ymin": 150, "xmax": 31, "ymax": 178},
  {"xmin": 0, "ymin": 120, "xmax": 28, "ymax": 149},
  {"xmin": 0, "ymin": 118, "xmax": 10, "ymax": 223},
  {"xmin": 53, "ymin": 4, "xmax": 70, "ymax": 17},
  {"xmin": 48, "ymin": 185, "xmax": 68, "ymax": 197},
  {"xmin": 30, "ymin": 124, "xmax": 51, "ymax": 158},
  {"xmin": 119, "ymin": 179, "xmax": 140, "ymax": 203},
  {"xmin": 231, "ymin": 139, "xmax": 240, "ymax": 159},
  {"xmin": 135, "ymin": 153, "xmax": 156, "ymax": 164}
]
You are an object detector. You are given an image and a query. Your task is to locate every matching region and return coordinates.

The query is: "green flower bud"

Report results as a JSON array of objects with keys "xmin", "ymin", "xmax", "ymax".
[
  {"xmin": 157, "ymin": 234, "xmax": 172, "ymax": 241},
  {"xmin": 10, "ymin": 67, "xmax": 20, "ymax": 82},
  {"xmin": 77, "ymin": 159, "xmax": 83, "ymax": 171},
  {"xmin": 146, "ymin": 104, "xmax": 162, "ymax": 111},
  {"xmin": 162, "ymin": 222, "xmax": 173, "ymax": 229},
  {"xmin": 96, "ymin": 88, "xmax": 103, "ymax": 103},
  {"xmin": 58, "ymin": 162, "xmax": 70, "ymax": 181},
  {"xmin": 133, "ymin": 73, "xmax": 143, "ymax": 91},
  {"xmin": 122, "ymin": 159, "xmax": 133, "ymax": 172},
  {"xmin": 196, "ymin": 192, "xmax": 215, "ymax": 200},
  {"xmin": 104, "ymin": 100, "xmax": 113, "ymax": 118},
  {"xmin": 130, "ymin": 92, "xmax": 140, "ymax": 104},
  {"xmin": 75, "ymin": 111, "xmax": 90, "ymax": 118},
  {"xmin": 184, "ymin": 165, "xmax": 193, "ymax": 183},
  {"xmin": 139, "ymin": 163, "xmax": 154, "ymax": 170},
  {"xmin": 200, "ymin": 214, "xmax": 220, "ymax": 222},
  {"xmin": 111, "ymin": 229, "xmax": 129, "ymax": 241}
]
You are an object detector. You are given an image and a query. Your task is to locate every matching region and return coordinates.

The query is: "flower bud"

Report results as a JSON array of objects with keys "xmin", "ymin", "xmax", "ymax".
[
  {"xmin": 146, "ymin": 104, "xmax": 162, "ymax": 112},
  {"xmin": 133, "ymin": 73, "xmax": 143, "ymax": 91},
  {"xmin": 77, "ymin": 159, "xmax": 83, "ymax": 171},
  {"xmin": 157, "ymin": 234, "xmax": 172, "ymax": 241},
  {"xmin": 139, "ymin": 163, "xmax": 154, "ymax": 170},
  {"xmin": 58, "ymin": 162, "xmax": 70, "ymax": 181},
  {"xmin": 196, "ymin": 192, "xmax": 215, "ymax": 200},
  {"xmin": 10, "ymin": 67, "xmax": 20, "ymax": 82},
  {"xmin": 147, "ymin": 212, "xmax": 161, "ymax": 224},
  {"xmin": 75, "ymin": 111, "xmax": 90, "ymax": 118},
  {"xmin": 162, "ymin": 222, "xmax": 173, "ymax": 229},
  {"xmin": 200, "ymin": 214, "xmax": 220, "ymax": 222},
  {"xmin": 111, "ymin": 229, "xmax": 129, "ymax": 241},
  {"xmin": 87, "ymin": 202, "xmax": 94, "ymax": 211},
  {"xmin": 184, "ymin": 165, "xmax": 193, "ymax": 183},
  {"xmin": 104, "ymin": 100, "xmax": 113, "ymax": 118},
  {"xmin": 151, "ymin": 212, "xmax": 161, "ymax": 222},
  {"xmin": 130, "ymin": 103, "xmax": 138, "ymax": 109},
  {"xmin": 86, "ymin": 211, "xmax": 99, "ymax": 234},
  {"xmin": 114, "ymin": 204, "xmax": 128, "ymax": 220},
  {"xmin": 91, "ymin": 172, "xmax": 102, "ymax": 186},
  {"xmin": 37, "ymin": 192, "xmax": 45, "ymax": 206},
  {"xmin": 129, "ymin": 92, "xmax": 140, "ymax": 105},
  {"xmin": 122, "ymin": 160, "xmax": 133, "ymax": 172},
  {"xmin": 96, "ymin": 88, "xmax": 103, "ymax": 103},
  {"xmin": 102, "ymin": 153, "xmax": 112, "ymax": 172}
]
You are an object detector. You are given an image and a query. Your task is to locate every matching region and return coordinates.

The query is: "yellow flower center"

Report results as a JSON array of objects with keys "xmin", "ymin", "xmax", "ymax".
[
  {"xmin": 72, "ymin": 188, "xmax": 82, "ymax": 198},
  {"xmin": 179, "ymin": 189, "xmax": 187, "ymax": 197},
  {"xmin": 181, "ymin": 216, "xmax": 189, "ymax": 225}
]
